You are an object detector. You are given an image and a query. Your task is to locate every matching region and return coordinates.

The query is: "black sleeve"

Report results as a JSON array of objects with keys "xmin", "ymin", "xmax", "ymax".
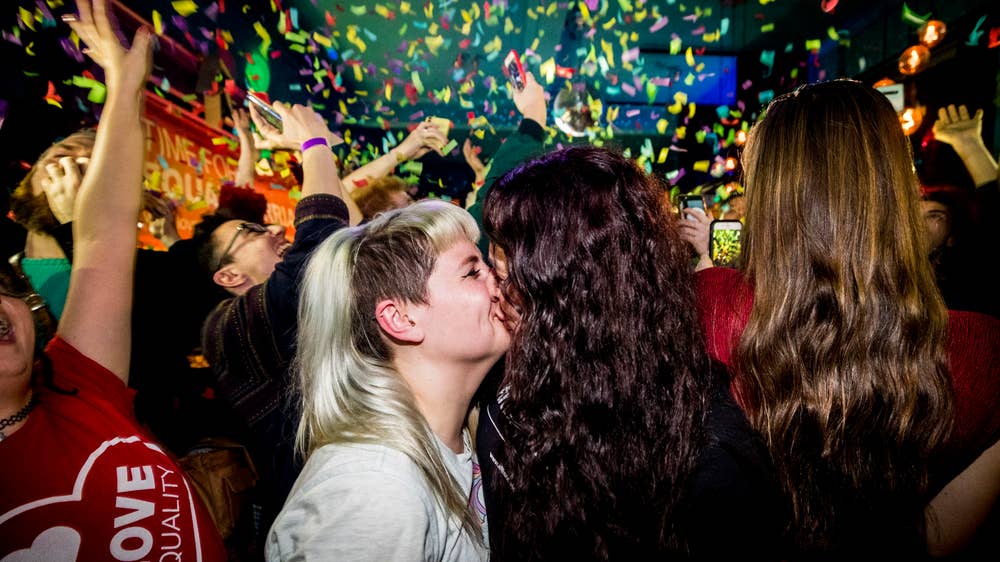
[
  {"xmin": 684, "ymin": 386, "xmax": 788, "ymax": 560},
  {"xmin": 264, "ymin": 194, "xmax": 350, "ymax": 358}
]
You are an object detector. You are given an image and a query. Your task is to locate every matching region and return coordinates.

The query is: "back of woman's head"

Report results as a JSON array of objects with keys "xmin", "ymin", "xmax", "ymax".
[
  {"xmin": 295, "ymin": 198, "xmax": 482, "ymax": 535},
  {"xmin": 737, "ymin": 80, "xmax": 953, "ymax": 556},
  {"xmin": 483, "ymin": 145, "xmax": 713, "ymax": 558}
]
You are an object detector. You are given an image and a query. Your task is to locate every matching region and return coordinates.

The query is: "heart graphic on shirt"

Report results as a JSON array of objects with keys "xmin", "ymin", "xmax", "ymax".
[
  {"xmin": 1, "ymin": 436, "xmax": 206, "ymax": 561},
  {"xmin": 1, "ymin": 526, "xmax": 80, "ymax": 562}
]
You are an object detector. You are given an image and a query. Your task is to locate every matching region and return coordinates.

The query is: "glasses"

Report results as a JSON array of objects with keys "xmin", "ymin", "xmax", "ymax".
[
  {"xmin": 0, "ymin": 269, "xmax": 48, "ymax": 313},
  {"xmin": 215, "ymin": 222, "xmax": 270, "ymax": 271}
]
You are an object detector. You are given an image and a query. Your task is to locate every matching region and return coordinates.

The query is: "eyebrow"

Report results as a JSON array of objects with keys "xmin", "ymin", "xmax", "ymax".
[{"xmin": 457, "ymin": 254, "xmax": 480, "ymax": 270}]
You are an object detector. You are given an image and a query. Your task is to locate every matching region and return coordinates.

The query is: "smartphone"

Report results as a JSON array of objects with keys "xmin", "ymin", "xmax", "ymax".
[
  {"xmin": 502, "ymin": 49, "xmax": 526, "ymax": 91},
  {"xmin": 246, "ymin": 92, "xmax": 283, "ymax": 133},
  {"xmin": 710, "ymin": 219, "xmax": 743, "ymax": 267},
  {"xmin": 426, "ymin": 116, "xmax": 452, "ymax": 139},
  {"xmin": 679, "ymin": 194, "xmax": 705, "ymax": 220}
]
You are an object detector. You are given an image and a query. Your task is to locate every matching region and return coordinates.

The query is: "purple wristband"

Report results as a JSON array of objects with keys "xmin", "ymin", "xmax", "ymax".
[{"xmin": 301, "ymin": 137, "xmax": 329, "ymax": 152}]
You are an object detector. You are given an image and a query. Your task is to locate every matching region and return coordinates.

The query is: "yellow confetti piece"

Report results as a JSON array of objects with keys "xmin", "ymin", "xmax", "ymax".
[
  {"xmin": 805, "ymin": 39, "xmax": 822, "ymax": 51},
  {"xmin": 429, "ymin": 22, "xmax": 439, "ymax": 35},
  {"xmin": 349, "ymin": 5, "xmax": 366, "ymax": 16},
  {"xmin": 685, "ymin": 46, "xmax": 695, "ymax": 67},
  {"xmin": 152, "ymin": 10, "xmax": 163, "ymax": 35},
  {"xmin": 400, "ymin": 2, "xmax": 411, "ymax": 14},
  {"xmin": 171, "ymin": 0, "xmax": 198, "ymax": 16},
  {"xmin": 669, "ymin": 36, "xmax": 682, "ymax": 55},
  {"xmin": 656, "ymin": 119, "xmax": 669, "ymax": 135},
  {"xmin": 761, "ymin": 23, "xmax": 775, "ymax": 33},
  {"xmin": 601, "ymin": 39, "xmax": 615, "ymax": 67},
  {"xmin": 312, "ymin": 32, "xmax": 332, "ymax": 48},
  {"xmin": 375, "ymin": 5, "xmax": 391, "ymax": 18},
  {"xmin": 688, "ymin": 102, "xmax": 696, "ymax": 119},
  {"xmin": 684, "ymin": 73, "xmax": 695, "ymax": 86},
  {"xmin": 385, "ymin": 82, "xmax": 392, "ymax": 101},
  {"xmin": 411, "ymin": 71, "xmax": 424, "ymax": 94},
  {"xmin": 539, "ymin": 57, "xmax": 556, "ymax": 84},
  {"xmin": 426, "ymin": 35, "xmax": 444, "ymax": 56},
  {"xmin": 827, "ymin": 27, "xmax": 840, "ymax": 41},
  {"xmin": 602, "ymin": 18, "xmax": 616, "ymax": 31},
  {"xmin": 19, "ymin": 7, "xmax": 35, "ymax": 31},
  {"xmin": 424, "ymin": 2, "xmax": 433, "ymax": 18},
  {"xmin": 483, "ymin": 36, "xmax": 502, "ymax": 54},
  {"xmin": 657, "ymin": 147, "xmax": 669, "ymax": 164},
  {"xmin": 352, "ymin": 64, "xmax": 363, "ymax": 82},
  {"xmin": 253, "ymin": 22, "xmax": 271, "ymax": 53},
  {"xmin": 346, "ymin": 26, "xmax": 366, "ymax": 53},
  {"xmin": 579, "ymin": 1, "xmax": 591, "ymax": 22},
  {"xmin": 693, "ymin": 160, "xmax": 710, "ymax": 172}
]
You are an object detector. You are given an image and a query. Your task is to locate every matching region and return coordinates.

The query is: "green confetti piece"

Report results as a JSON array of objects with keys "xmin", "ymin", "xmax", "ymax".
[{"xmin": 439, "ymin": 138, "xmax": 458, "ymax": 155}]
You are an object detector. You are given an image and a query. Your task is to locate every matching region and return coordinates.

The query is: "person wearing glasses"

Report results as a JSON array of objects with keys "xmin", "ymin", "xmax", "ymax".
[
  {"xmin": 193, "ymin": 100, "xmax": 361, "ymax": 533},
  {"xmin": 0, "ymin": 1, "xmax": 226, "ymax": 558}
]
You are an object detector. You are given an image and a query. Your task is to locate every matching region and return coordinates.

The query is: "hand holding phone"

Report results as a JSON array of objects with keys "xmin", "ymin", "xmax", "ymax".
[
  {"xmin": 503, "ymin": 50, "xmax": 526, "ymax": 91},
  {"xmin": 680, "ymin": 194, "xmax": 706, "ymax": 220},
  {"xmin": 710, "ymin": 219, "xmax": 743, "ymax": 267},
  {"xmin": 247, "ymin": 92, "xmax": 283, "ymax": 134}
]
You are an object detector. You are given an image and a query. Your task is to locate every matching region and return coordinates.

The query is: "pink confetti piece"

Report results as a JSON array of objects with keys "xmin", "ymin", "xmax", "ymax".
[{"xmin": 650, "ymin": 17, "xmax": 669, "ymax": 33}]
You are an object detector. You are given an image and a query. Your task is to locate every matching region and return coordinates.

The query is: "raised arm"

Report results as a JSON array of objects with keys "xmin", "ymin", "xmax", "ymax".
[
  {"xmin": 926, "ymin": 437, "xmax": 1000, "ymax": 556},
  {"xmin": 933, "ymin": 105, "xmax": 998, "ymax": 188},
  {"xmin": 59, "ymin": 0, "xmax": 153, "ymax": 382},
  {"xmin": 232, "ymin": 108, "xmax": 258, "ymax": 187},
  {"xmin": 468, "ymin": 71, "xmax": 548, "ymax": 256},
  {"xmin": 250, "ymin": 101, "xmax": 364, "ymax": 224},
  {"xmin": 342, "ymin": 120, "xmax": 447, "ymax": 190}
]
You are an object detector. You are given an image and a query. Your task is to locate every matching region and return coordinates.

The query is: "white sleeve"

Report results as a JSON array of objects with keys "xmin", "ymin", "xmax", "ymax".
[{"xmin": 266, "ymin": 470, "xmax": 439, "ymax": 562}]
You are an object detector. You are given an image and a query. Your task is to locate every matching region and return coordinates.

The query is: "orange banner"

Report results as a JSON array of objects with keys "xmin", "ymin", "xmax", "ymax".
[{"xmin": 138, "ymin": 92, "xmax": 297, "ymax": 249}]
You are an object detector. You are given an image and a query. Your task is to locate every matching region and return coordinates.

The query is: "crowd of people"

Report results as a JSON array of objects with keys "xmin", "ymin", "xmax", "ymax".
[{"xmin": 2, "ymin": 1, "xmax": 1000, "ymax": 560}]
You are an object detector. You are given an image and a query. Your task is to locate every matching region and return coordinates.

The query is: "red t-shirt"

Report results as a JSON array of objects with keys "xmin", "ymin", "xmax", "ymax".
[
  {"xmin": 696, "ymin": 266, "xmax": 1000, "ymax": 462},
  {"xmin": 0, "ymin": 336, "xmax": 227, "ymax": 561}
]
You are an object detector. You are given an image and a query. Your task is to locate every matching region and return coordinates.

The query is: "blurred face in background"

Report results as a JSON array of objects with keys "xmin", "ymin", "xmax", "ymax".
[{"xmin": 920, "ymin": 200, "xmax": 952, "ymax": 254}]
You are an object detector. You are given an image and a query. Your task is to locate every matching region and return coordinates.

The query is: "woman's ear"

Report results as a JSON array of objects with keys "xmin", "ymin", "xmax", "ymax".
[{"xmin": 374, "ymin": 299, "xmax": 424, "ymax": 344}]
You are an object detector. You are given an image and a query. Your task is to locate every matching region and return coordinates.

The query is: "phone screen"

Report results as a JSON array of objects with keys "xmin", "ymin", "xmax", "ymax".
[
  {"xmin": 710, "ymin": 220, "xmax": 743, "ymax": 266},
  {"xmin": 503, "ymin": 50, "xmax": 525, "ymax": 91},
  {"xmin": 680, "ymin": 195, "xmax": 705, "ymax": 220},
  {"xmin": 246, "ymin": 93, "xmax": 283, "ymax": 133}
]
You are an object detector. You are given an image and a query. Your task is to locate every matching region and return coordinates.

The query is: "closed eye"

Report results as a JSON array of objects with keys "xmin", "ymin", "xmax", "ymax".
[{"xmin": 462, "ymin": 268, "xmax": 482, "ymax": 279}]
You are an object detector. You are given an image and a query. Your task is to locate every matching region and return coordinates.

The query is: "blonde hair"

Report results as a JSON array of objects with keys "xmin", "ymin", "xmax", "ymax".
[{"xmin": 295, "ymin": 199, "xmax": 482, "ymax": 538}]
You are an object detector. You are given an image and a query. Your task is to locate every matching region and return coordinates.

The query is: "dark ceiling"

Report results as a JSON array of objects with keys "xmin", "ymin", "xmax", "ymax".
[{"xmin": 2, "ymin": 0, "xmax": 998, "ymax": 193}]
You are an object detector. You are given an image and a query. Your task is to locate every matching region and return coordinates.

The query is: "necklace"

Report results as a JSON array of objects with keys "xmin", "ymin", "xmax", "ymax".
[{"xmin": 0, "ymin": 391, "xmax": 37, "ymax": 441}]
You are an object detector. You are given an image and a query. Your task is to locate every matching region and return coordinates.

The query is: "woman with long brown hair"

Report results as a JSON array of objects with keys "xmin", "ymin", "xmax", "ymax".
[{"xmin": 695, "ymin": 79, "xmax": 1000, "ymax": 558}]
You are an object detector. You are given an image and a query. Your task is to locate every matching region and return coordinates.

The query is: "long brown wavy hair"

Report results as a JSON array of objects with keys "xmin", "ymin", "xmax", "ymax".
[
  {"xmin": 736, "ymin": 80, "xmax": 953, "ymax": 557},
  {"xmin": 483, "ymin": 146, "xmax": 714, "ymax": 559}
]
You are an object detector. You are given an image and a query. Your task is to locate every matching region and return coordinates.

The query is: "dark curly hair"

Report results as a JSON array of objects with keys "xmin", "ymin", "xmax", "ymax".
[{"xmin": 483, "ymin": 146, "xmax": 714, "ymax": 559}]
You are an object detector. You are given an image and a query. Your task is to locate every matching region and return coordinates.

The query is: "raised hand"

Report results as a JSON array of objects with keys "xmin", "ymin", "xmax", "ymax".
[
  {"xmin": 64, "ymin": 0, "xmax": 153, "ymax": 98},
  {"xmin": 249, "ymin": 101, "xmax": 342, "ymax": 151},
  {"xmin": 462, "ymin": 138, "xmax": 486, "ymax": 176},
  {"xmin": 933, "ymin": 105, "xmax": 984, "ymax": 148},
  {"xmin": 512, "ymin": 72, "xmax": 547, "ymax": 126},
  {"xmin": 40, "ymin": 156, "xmax": 89, "ymax": 224},
  {"xmin": 392, "ymin": 120, "xmax": 448, "ymax": 161}
]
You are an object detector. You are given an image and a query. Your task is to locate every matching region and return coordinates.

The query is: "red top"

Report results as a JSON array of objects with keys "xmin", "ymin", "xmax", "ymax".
[
  {"xmin": 696, "ymin": 266, "xmax": 1000, "ymax": 462},
  {"xmin": 0, "ymin": 337, "xmax": 227, "ymax": 561}
]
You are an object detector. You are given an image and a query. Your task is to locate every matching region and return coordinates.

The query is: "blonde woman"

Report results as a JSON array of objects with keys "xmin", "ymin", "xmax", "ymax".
[{"xmin": 266, "ymin": 200, "xmax": 509, "ymax": 561}]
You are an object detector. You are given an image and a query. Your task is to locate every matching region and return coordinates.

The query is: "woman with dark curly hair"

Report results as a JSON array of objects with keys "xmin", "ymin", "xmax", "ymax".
[{"xmin": 477, "ymin": 145, "xmax": 784, "ymax": 560}]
